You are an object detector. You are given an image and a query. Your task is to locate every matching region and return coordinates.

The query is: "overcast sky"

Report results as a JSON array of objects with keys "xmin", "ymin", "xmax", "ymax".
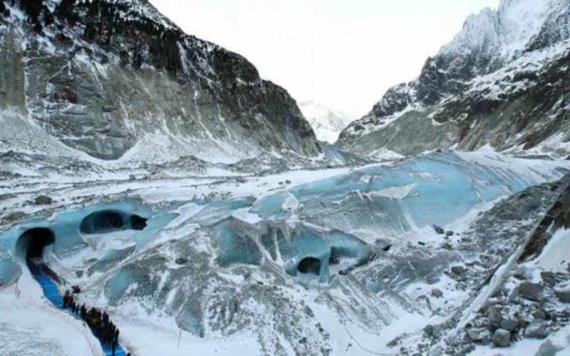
[{"xmin": 149, "ymin": 0, "xmax": 500, "ymax": 118}]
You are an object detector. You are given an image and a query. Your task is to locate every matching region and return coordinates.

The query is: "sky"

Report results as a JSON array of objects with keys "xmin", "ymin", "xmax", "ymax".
[{"xmin": 149, "ymin": 0, "xmax": 500, "ymax": 119}]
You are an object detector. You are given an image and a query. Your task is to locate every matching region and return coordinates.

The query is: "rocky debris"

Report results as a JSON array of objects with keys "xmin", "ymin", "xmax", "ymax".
[
  {"xmin": 525, "ymin": 320, "xmax": 548, "ymax": 339},
  {"xmin": 34, "ymin": 195, "xmax": 53, "ymax": 205},
  {"xmin": 433, "ymin": 225, "xmax": 445, "ymax": 235},
  {"xmin": 418, "ymin": 179, "xmax": 570, "ymax": 355},
  {"xmin": 518, "ymin": 282, "xmax": 544, "ymax": 302},
  {"xmin": 492, "ymin": 329, "xmax": 511, "ymax": 348}
]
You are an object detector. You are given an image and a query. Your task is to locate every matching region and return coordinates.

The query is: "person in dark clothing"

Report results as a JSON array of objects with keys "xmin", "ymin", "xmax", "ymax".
[
  {"xmin": 63, "ymin": 290, "xmax": 71, "ymax": 308},
  {"xmin": 111, "ymin": 338, "xmax": 117, "ymax": 356}
]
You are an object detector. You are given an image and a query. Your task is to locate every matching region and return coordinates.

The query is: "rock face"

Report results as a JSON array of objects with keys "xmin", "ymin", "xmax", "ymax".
[
  {"xmin": 339, "ymin": 0, "xmax": 570, "ymax": 157},
  {"xmin": 0, "ymin": 0, "xmax": 320, "ymax": 162}
]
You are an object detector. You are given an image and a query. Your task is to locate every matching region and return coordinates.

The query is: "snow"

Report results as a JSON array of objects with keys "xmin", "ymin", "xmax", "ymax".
[
  {"xmin": 0, "ymin": 147, "xmax": 568, "ymax": 356},
  {"xmin": 0, "ymin": 272, "xmax": 103, "ymax": 356},
  {"xmin": 442, "ymin": 0, "xmax": 553, "ymax": 61},
  {"xmin": 369, "ymin": 184, "xmax": 415, "ymax": 200},
  {"xmin": 116, "ymin": 318, "xmax": 261, "ymax": 356},
  {"xmin": 299, "ymin": 101, "xmax": 352, "ymax": 144}
]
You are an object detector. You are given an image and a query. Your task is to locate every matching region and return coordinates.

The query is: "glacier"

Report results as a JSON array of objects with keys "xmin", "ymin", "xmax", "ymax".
[{"xmin": 0, "ymin": 150, "xmax": 567, "ymax": 355}]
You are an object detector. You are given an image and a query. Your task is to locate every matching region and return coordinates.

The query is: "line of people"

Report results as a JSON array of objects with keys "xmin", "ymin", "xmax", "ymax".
[{"xmin": 63, "ymin": 289, "xmax": 125, "ymax": 356}]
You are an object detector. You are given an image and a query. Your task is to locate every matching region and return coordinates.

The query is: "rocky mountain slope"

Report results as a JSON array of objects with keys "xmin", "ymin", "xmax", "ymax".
[
  {"xmin": 339, "ymin": 0, "xmax": 570, "ymax": 158},
  {"xmin": 299, "ymin": 101, "xmax": 352, "ymax": 144},
  {"xmin": 0, "ymin": 0, "xmax": 320, "ymax": 164}
]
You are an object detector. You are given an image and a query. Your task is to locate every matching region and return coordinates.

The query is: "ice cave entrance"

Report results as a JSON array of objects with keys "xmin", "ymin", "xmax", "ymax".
[
  {"xmin": 80, "ymin": 210, "xmax": 148, "ymax": 234},
  {"xmin": 16, "ymin": 228, "xmax": 55, "ymax": 261},
  {"xmin": 297, "ymin": 257, "xmax": 321, "ymax": 276}
]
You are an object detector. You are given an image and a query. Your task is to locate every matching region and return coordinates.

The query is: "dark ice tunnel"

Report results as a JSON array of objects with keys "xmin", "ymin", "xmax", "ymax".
[
  {"xmin": 16, "ymin": 228, "xmax": 55, "ymax": 260},
  {"xmin": 298, "ymin": 257, "xmax": 321, "ymax": 276},
  {"xmin": 80, "ymin": 210, "xmax": 148, "ymax": 234},
  {"xmin": 130, "ymin": 214, "xmax": 148, "ymax": 231}
]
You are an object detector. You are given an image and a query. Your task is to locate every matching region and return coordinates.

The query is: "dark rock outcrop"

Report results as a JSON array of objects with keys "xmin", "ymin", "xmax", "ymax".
[
  {"xmin": 0, "ymin": 0, "xmax": 320, "ymax": 161},
  {"xmin": 339, "ymin": 0, "xmax": 570, "ymax": 158}
]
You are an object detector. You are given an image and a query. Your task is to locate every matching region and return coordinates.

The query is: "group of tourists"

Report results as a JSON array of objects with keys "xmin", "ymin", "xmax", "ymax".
[{"xmin": 63, "ymin": 288, "xmax": 124, "ymax": 356}]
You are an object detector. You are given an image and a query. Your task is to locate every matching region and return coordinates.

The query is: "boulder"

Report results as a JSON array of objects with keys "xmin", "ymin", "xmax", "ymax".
[
  {"xmin": 525, "ymin": 320, "xmax": 548, "ymax": 339},
  {"xmin": 500, "ymin": 318, "xmax": 519, "ymax": 332},
  {"xmin": 34, "ymin": 195, "xmax": 53, "ymax": 205},
  {"xmin": 433, "ymin": 225, "xmax": 445, "ymax": 234},
  {"xmin": 555, "ymin": 286, "xmax": 570, "ymax": 303},
  {"xmin": 431, "ymin": 289, "xmax": 443, "ymax": 298},
  {"xmin": 518, "ymin": 282, "xmax": 544, "ymax": 301},
  {"xmin": 533, "ymin": 308, "xmax": 548, "ymax": 320},
  {"xmin": 451, "ymin": 265, "xmax": 467, "ymax": 277},
  {"xmin": 541, "ymin": 271, "xmax": 557, "ymax": 287},
  {"xmin": 492, "ymin": 329, "xmax": 511, "ymax": 348},
  {"xmin": 486, "ymin": 306, "xmax": 504, "ymax": 329},
  {"xmin": 423, "ymin": 324, "xmax": 435, "ymax": 338}
]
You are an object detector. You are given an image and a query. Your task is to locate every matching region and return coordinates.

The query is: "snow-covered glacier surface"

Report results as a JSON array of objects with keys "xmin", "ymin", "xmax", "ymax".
[{"xmin": 0, "ymin": 150, "xmax": 567, "ymax": 355}]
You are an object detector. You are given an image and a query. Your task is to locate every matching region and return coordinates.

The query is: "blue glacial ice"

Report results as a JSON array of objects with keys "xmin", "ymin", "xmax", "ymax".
[
  {"xmin": 252, "ymin": 152, "xmax": 558, "ymax": 234},
  {"xmin": 192, "ymin": 152, "xmax": 564, "ymax": 281},
  {"xmin": 0, "ymin": 199, "xmax": 175, "ymax": 286}
]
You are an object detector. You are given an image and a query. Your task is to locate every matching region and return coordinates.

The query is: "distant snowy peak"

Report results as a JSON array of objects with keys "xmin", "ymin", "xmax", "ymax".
[
  {"xmin": 299, "ymin": 101, "xmax": 352, "ymax": 144},
  {"xmin": 441, "ymin": 0, "xmax": 557, "ymax": 60}
]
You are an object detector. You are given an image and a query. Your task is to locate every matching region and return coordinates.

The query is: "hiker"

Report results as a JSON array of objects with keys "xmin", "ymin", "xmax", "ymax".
[
  {"xmin": 112, "ymin": 330, "xmax": 118, "ymax": 356},
  {"xmin": 72, "ymin": 285, "xmax": 81, "ymax": 294},
  {"xmin": 111, "ymin": 337, "xmax": 117, "ymax": 355},
  {"xmin": 63, "ymin": 290, "xmax": 68, "ymax": 308}
]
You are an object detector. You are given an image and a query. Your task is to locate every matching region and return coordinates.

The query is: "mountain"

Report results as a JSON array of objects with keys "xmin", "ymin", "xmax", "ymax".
[
  {"xmin": 2, "ymin": 2, "xmax": 570, "ymax": 356},
  {"xmin": 299, "ymin": 101, "xmax": 352, "ymax": 144},
  {"xmin": 0, "ymin": 0, "xmax": 320, "ymax": 165},
  {"xmin": 339, "ymin": 0, "xmax": 570, "ymax": 158}
]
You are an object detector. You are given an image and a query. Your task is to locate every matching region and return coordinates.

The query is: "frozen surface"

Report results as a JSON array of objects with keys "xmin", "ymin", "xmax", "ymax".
[{"xmin": 0, "ymin": 149, "xmax": 568, "ymax": 355}]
